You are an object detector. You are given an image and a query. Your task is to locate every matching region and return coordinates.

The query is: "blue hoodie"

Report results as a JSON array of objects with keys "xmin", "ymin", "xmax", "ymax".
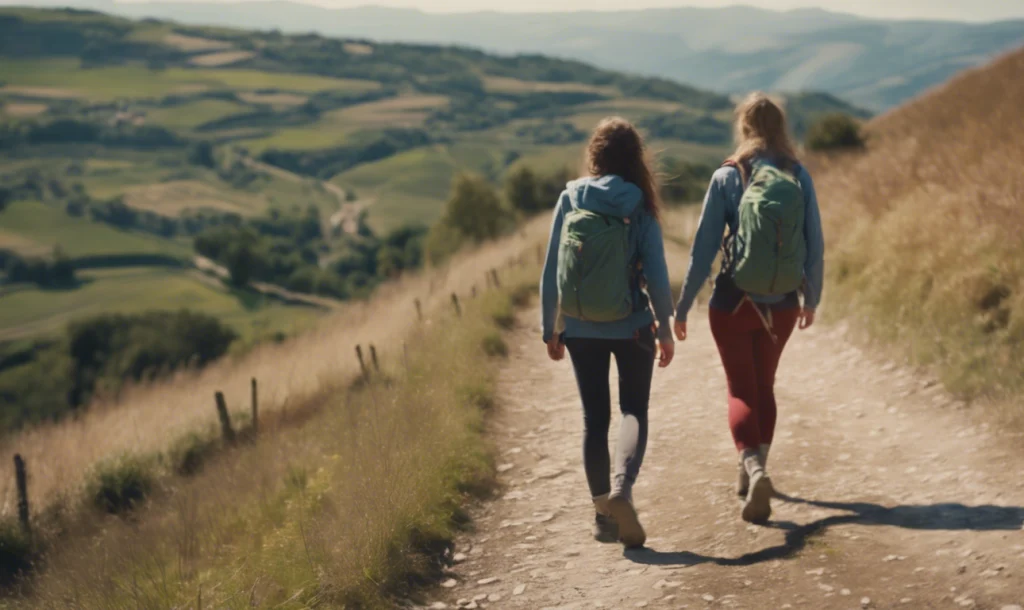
[
  {"xmin": 675, "ymin": 161, "xmax": 825, "ymax": 322},
  {"xmin": 540, "ymin": 175, "xmax": 674, "ymax": 344}
]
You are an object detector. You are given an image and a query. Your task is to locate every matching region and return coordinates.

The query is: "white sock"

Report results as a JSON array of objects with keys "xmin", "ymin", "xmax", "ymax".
[{"xmin": 742, "ymin": 448, "xmax": 764, "ymax": 477}]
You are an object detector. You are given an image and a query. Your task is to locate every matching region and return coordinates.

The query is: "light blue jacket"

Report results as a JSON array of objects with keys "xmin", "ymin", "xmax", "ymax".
[
  {"xmin": 675, "ymin": 162, "xmax": 825, "ymax": 322},
  {"xmin": 541, "ymin": 175, "xmax": 674, "ymax": 343}
]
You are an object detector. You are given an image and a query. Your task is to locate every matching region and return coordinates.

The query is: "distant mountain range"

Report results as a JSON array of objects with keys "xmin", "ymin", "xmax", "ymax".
[{"xmin": 7, "ymin": 0, "xmax": 1024, "ymax": 110}]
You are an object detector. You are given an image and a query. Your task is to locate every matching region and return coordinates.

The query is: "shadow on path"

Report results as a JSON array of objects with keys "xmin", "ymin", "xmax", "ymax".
[{"xmin": 625, "ymin": 493, "xmax": 1024, "ymax": 567}]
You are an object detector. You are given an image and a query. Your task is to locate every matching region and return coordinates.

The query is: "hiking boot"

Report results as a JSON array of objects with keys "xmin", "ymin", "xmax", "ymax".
[
  {"xmin": 740, "ymin": 449, "xmax": 773, "ymax": 524},
  {"xmin": 607, "ymin": 492, "xmax": 646, "ymax": 548},
  {"xmin": 592, "ymin": 513, "xmax": 619, "ymax": 543},
  {"xmin": 736, "ymin": 444, "xmax": 770, "ymax": 497},
  {"xmin": 591, "ymin": 494, "xmax": 618, "ymax": 543}
]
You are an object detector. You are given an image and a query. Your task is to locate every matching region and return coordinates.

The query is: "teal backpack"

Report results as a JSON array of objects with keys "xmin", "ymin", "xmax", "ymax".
[
  {"xmin": 557, "ymin": 207, "xmax": 635, "ymax": 322},
  {"xmin": 727, "ymin": 161, "xmax": 807, "ymax": 296}
]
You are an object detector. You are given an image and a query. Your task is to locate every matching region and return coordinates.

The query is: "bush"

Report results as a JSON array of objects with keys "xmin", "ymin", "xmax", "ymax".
[
  {"xmin": 439, "ymin": 173, "xmax": 509, "ymax": 243},
  {"xmin": 89, "ymin": 455, "xmax": 156, "ymax": 514},
  {"xmin": 169, "ymin": 432, "xmax": 220, "ymax": 476},
  {"xmin": 806, "ymin": 113, "xmax": 865, "ymax": 151},
  {"xmin": 0, "ymin": 519, "xmax": 33, "ymax": 586},
  {"xmin": 481, "ymin": 332, "xmax": 509, "ymax": 358}
]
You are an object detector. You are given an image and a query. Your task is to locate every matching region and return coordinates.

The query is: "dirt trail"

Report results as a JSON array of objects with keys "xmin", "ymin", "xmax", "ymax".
[{"xmin": 435, "ymin": 275, "xmax": 1024, "ymax": 609}]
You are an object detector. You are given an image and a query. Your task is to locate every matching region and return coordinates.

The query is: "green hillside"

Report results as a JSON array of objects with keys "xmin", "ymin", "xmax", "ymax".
[{"xmin": 0, "ymin": 7, "xmax": 863, "ymax": 348}]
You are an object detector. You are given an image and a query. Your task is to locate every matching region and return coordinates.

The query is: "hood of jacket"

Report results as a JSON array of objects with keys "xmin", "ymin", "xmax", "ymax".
[{"xmin": 566, "ymin": 175, "xmax": 642, "ymax": 218}]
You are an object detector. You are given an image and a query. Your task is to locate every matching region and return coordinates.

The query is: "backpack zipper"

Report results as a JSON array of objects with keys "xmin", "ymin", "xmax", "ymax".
[
  {"xmin": 769, "ymin": 220, "xmax": 782, "ymax": 293},
  {"xmin": 575, "ymin": 242, "xmax": 585, "ymax": 320}
]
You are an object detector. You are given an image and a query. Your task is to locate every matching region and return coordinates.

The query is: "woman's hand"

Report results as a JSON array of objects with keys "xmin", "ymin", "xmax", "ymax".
[
  {"xmin": 657, "ymin": 340, "xmax": 675, "ymax": 368},
  {"xmin": 799, "ymin": 309, "xmax": 815, "ymax": 330},
  {"xmin": 673, "ymin": 320, "xmax": 687, "ymax": 341},
  {"xmin": 546, "ymin": 337, "xmax": 565, "ymax": 361}
]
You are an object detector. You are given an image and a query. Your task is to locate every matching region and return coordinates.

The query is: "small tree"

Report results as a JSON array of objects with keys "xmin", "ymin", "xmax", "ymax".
[
  {"xmin": 441, "ymin": 173, "xmax": 507, "ymax": 242},
  {"xmin": 806, "ymin": 113, "xmax": 865, "ymax": 151},
  {"xmin": 188, "ymin": 141, "xmax": 216, "ymax": 168},
  {"xmin": 505, "ymin": 166, "xmax": 541, "ymax": 215}
]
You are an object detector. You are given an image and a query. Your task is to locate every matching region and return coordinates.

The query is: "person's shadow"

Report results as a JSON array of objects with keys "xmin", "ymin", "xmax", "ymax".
[{"xmin": 624, "ymin": 493, "xmax": 1024, "ymax": 566}]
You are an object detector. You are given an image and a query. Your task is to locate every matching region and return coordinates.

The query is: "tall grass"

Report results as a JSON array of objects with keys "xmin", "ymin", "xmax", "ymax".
[
  {"xmin": 8, "ymin": 261, "xmax": 540, "ymax": 609},
  {"xmin": 811, "ymin": 48, "xmax": 1024, "ymax": 417},
  {"xmin": 0, "ymin": 219, "xmax": 545, "ymax": 528}
]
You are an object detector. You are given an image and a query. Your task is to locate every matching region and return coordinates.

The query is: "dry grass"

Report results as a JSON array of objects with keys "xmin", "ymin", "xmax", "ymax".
[
  {"xmin": 13, "ymin": 273, "xmax": 533, "ymax": 608},
  {"xmin": 237, "ymin": 91, "xmax": 309, "ymax": 107},
  {"xmin": 188, "ymin": 50, "xmax": 256, "ymax": 67},
  {"xmin": 810, "ymin": 47, "xmax": 1024, "ymax": 417},
  {"xmin": 162, "ymin": 33, "xmax": 232, "ymax": 52},
  {"xmin": 343, "ymin": 42, "xmax": 374, "ymax": 56},
  {"xmin": 121, "ymin": 180, "xmax": 256, "ymax": 216},
  {"xmin": 482, "ymin": 75, "xmax": 618, "ymax": 96},
  {"xmin": 0, "ymin": 86, "xmax": 84, "ymax": 99},
  {"xmin": 0, "ymin": 103, "xmax": 47, "ymax": 117},
  {"xmin": 0, "ymin": 218, "xmax": 548, "ymax": 521},
  {"xmin": 329, "ymin": 95, "xmax": 450, "ymax": 129}
]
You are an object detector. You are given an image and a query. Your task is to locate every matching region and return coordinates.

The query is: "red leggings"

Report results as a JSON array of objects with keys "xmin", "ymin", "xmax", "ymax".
[{"xmin": 709, "ymin": 302, "xmax": 800, "ymax": 452}]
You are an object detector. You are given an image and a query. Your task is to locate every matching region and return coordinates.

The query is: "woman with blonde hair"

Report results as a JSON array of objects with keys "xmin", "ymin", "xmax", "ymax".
[
  {"xmin": 540, "ymin": 117, "xmax": 675, "ymax": 548},
  {"xmin": 673, "ymin": 93, "xmax": 825, "ymax": 523}
]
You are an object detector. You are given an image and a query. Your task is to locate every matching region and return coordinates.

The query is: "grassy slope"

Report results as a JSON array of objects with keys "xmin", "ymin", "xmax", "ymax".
[
  {"xmin": 0, "ymin": 58, "xmax": 380, "ymax": 101},
  {"xmin": 0, "ymin": 224, "xmax": 544, "ymax": 608},
  {"xmin": 812, "ymin": 48, "xmax": 1024, "ymax": 415},
  {"xmin": 0, "ymin": 200, "xmax": 190, "ymax": 258},
  {"xmin": 0, "ymin": 266, "xmax": 320, "ymax": 342}
]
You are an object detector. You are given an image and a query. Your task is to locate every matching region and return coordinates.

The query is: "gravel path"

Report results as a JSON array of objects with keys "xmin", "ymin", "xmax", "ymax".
[{"xmin": 432, "ymin": 301, "xmax": 1024, "ymax": 610}]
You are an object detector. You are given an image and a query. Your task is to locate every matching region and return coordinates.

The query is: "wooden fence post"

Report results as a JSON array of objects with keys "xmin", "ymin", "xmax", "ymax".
[
  {"xmin": 451, "ymin": 293, "xmax": 462, "ymax": 317},
  {"xmin": 250, "ymin": 378, "xmax": 259, "ymax": 434},
  {"xmin": 414, "ymin": 298, "xmax": 423, "ymax": 322},
  {"xmin": 215, "ymin": 392, "xmax": 236, "ymax": 443},
  {"xmin": 490, "ymin": 268, "xmax": 501, "ymax": 288},
  {"xmin": 14, "ymin": 454, "xmax": 29, "ymax": 534},
  {"xmin": 355, "ymin": 345, "xmax": 368, "ymax": 378},
  {"xmin": 369, "ymin": 344, "xmax": 380, "ymax": 373}
]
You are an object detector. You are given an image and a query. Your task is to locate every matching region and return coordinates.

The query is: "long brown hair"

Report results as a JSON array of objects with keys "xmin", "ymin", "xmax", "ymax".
[
  {"xmin": 727, "ymin": 92, "xmax": 800, "ymax": 182},
  {"xmin": 585, "ymin": 117, "xmax": 661, "ymax": 221}
]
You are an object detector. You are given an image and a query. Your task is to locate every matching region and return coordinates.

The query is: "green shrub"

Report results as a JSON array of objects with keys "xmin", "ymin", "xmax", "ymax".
[
  {"xmin": 169, "ymin": 432, "xmax": 220, "ymax": 476},
  {"xmin": 481, "ymin": 332, "xmax": 509, "ymax": 358},
  {"xmin": 0, "ymin": 518, "xmax": 33, "ymax": 586},
  {"xmin": 89, "ymin": 455, "xmax": 156, "ymax": 514},
  {"xmin": 485, "ymin": 297, "xmax": 516, "ymax": 330},
  {"xmin": 806, "ymin": 113, "xmax": 865, "ymax": 151},
  {"xmin": 457, "ymin": 381, "xmax": 495, "ymax": 411}
]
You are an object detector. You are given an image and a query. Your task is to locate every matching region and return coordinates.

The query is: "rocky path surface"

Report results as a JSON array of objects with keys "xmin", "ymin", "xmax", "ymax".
[{"xmin": 432, "ymin": 301, "xmax": 1024, "ymax": 610}]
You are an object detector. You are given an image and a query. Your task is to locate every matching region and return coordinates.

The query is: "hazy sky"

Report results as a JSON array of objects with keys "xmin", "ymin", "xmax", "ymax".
[{"xmin": 272, "ymin": 0, "xmax": 1024, "ymax": 22}]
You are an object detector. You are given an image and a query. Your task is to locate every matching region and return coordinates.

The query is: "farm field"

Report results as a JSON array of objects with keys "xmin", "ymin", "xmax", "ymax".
[
  {"xmin": 0, "ymin": 200, "xmax": 191, "ymax": 259},
  {"xmin": 0, "ymin": 266, "xmax": 322, "ymax": 342}
]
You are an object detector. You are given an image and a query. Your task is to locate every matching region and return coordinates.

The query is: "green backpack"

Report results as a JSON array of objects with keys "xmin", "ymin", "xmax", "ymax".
[
  {"xmin": 557, "ymin": 208, "xmax": 635, "ymax": 322},
  {"xmin": 728, "ymin": 161, "xmax": 807, "ymax": 296}
]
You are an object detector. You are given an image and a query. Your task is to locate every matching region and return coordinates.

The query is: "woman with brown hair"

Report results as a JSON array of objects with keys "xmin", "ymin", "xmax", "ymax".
[
  {"xmin": 674, "ymin": 93, "xmax": 825, "ymax": 524},
  {"xmin": 540, "ymin": 117, "xmax": 675, "ymax": 548}
]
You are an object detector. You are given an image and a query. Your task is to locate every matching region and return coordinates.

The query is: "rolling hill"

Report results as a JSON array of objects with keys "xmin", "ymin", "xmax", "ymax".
[
  {"xmin": 0, "ymin": 6, "xmax": 864, "ymax": 431},
  {"xmin": 812, "ymin": 45, "xmax": 1024, "ymax": 405},
  {"xmin": 10, "ymin": 0, "xmax": 1024, "ymax": 110},
  {"xmin": 0, "ymin": 6, "xmax": 862, "ymax": 338}
]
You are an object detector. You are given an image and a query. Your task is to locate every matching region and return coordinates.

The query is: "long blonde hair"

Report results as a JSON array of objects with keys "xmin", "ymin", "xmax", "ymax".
[
  {"xmin": 727, "ymin": 92, "xmax": 799, "ymax": 182},
  {"xmin": 586, "ymin": 117, "xmax": 661, "ymax": 221}
]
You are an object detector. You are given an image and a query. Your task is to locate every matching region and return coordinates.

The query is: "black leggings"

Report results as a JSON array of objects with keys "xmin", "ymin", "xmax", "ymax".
[{"xmin": 564, "ymin": 326, "xmax": 655, "ymax": 499}]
